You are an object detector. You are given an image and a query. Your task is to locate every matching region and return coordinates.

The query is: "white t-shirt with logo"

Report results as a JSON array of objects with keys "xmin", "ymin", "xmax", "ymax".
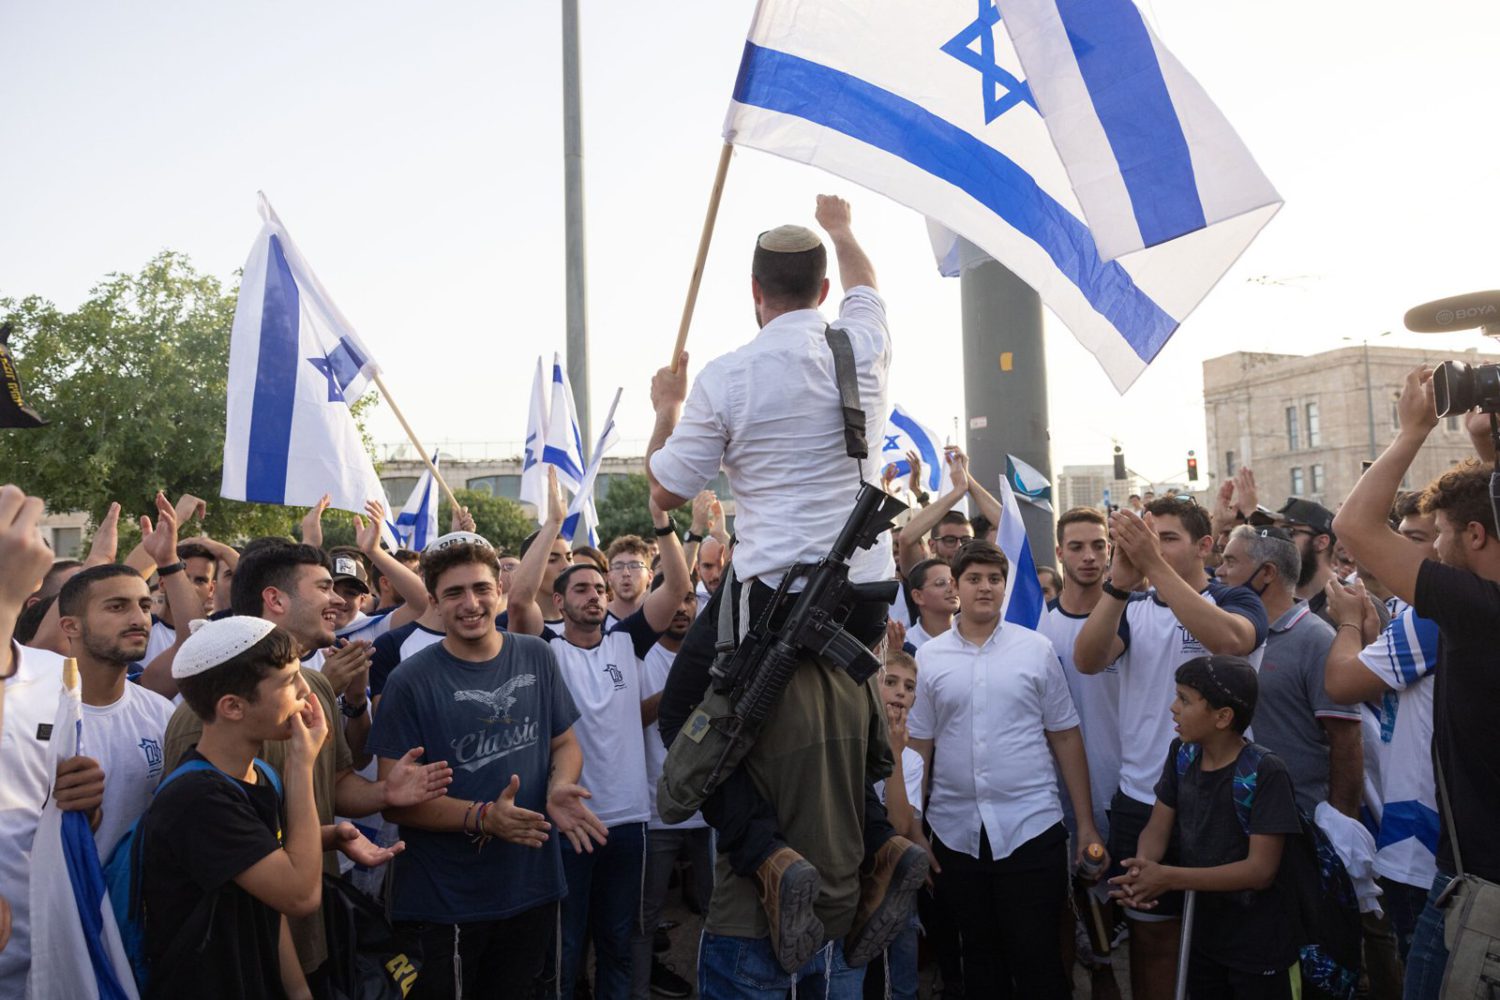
[
  {"xmin": 544, "ymin": 611, "xmax": 661, "ymax": 828},
  {"xmin": 84, "ymin": 680, "xmax": 176, "ymax": 859},
  {"xmin": 1039, "ymin": 600, "xmax": 1121, "ymax": 837},
  {"xmin": 640, "ymin": 642, "xmax": 706, "ymax": 831},
  {"xmin": 0, "ymin": 643, "xmax": 67, "ymax": 998},
  {"xmin": 1110, "ymin": 583, "xmax": 1268, "ymax": 805}
]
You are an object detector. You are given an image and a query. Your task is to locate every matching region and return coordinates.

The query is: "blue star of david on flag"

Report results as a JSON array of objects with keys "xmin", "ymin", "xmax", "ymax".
[
  {"xmin": 941, "ymin": 0, "xmax": 1037, "ymax": 123},
  {"xmin": 883, "ymin": 434, "xmax": 901, "ymax": 452},
  {"xmin": 308, "ymin": 337, "xmax": 370, "ymax": 403}
]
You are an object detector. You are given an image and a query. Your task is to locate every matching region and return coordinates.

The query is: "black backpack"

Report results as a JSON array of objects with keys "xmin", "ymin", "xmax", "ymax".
[{"xmin": 1174, "ymin": 741, "xmax": 1362, "ymax": 1000}]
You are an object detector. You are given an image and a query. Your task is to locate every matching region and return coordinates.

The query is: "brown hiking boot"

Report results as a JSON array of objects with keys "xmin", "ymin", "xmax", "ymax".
[
  {"xmin": 756, "ymin": 847, "xmax": 824, "ymax": 973},
  {"xmin": 844, "ymin": 836, "xmax": 929, "ymax": 967}
]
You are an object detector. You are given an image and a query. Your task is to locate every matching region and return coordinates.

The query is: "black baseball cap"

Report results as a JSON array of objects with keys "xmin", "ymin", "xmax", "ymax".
[{"xmin": 1276, "ymin": 498, "xmax": 1335, "ymax": 537}]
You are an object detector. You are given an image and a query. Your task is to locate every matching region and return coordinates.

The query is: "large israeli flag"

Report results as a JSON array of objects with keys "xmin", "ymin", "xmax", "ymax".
[
  {"xmin": 564, "ymin": 388, "xmax": 623, "ymax": 546},
  {"xmin": 880, "ymin": 405, "xmax": 954, "ymax": 498},
  {"xmin": 998, "ymin": 474, "xmax": 1046, "ymax": 629},
  {"xmin": 519, "ymin": 356, "xmax": 550, "ymax": 516},
  {"xmin": 725, "ymin": 1, "xmax": 1280, "ymax": 391},
  {"xmin": 28, "ymin": 661, "xmax": 139, "ymax": 1000},
  {"xmin": 221, "ymin": 194, "xmax": 388, "ymax": 514},
  {"xmin": 543, "ymin": 353, "xmax": 587, "ymax": 496},
  {"xmin": 393, "ymin": 453, "xmax": 440, "ymax": 551}
]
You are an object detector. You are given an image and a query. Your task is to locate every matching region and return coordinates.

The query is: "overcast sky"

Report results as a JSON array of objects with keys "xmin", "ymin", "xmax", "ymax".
[{"xmin": 4, "ymin": 1, "xmax": 1498, "ymax": 486}]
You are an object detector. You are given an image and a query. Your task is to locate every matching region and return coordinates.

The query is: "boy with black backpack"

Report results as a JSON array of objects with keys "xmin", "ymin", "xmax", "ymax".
[
  {"xmin": 1110, "ymin": 655, "xmax": 1303, "ymax": 999},
  {"xmin": 138, "ymin": 617, "xmax": 326, "ymax": 999}
]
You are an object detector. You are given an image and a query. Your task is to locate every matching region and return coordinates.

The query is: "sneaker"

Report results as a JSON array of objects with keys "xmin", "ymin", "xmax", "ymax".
[
  {"xmin": 755, "ymin": 846, "xmax": 825, "ymax": 973},
  {"xmin": 843, "ymin": 836, "xmax": 929, "ymax": 968},
  {"xmin": 649, "ymin": 958, "xmax": 692, "ymax": 998}
]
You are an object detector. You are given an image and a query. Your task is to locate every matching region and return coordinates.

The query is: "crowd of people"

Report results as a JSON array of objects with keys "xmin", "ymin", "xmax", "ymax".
[{"xmin": 0, "ymin": 196, "xmax": 1496, "ymax": 1000}]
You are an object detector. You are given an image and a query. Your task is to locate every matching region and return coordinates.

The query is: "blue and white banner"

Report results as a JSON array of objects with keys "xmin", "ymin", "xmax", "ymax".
[
  {"xmin": 519, "ymin": 356, "xmax": 550, "ymax": 517},
  {"xmin": 881, "ymin": 404, "xmax": 954, "ymax": 498},
  {"xmin": 28, "ymin": 664, "xmax": 139, "ymax": 1000},
  {"xmin": 1005, "ymin": 453, "xmax": 1053, "ymax": 513},
  {"xmin": 543, "ymin": 353, "xmax": 587, "ymax": 496},
  {"xmin": 221, "ymin": 193, "xmax": 388, "ymax": 515},
  {"xmin": 724, "ymin": 2, "xmax": 1280, "ymax": 391},
  {"xmin": 393, "ymin": 452, "xmax": 440, "ymax": 552},
  {"xmin": 998, "ymin": 474, "xmax": 1046, "ymax": 629},
  {"xmin": 564, "ymin": 388, "xmax": 623, "ymax": 547}
]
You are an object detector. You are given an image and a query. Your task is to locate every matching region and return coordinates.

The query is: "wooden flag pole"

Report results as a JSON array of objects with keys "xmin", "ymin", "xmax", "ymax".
[
  {"xmin": 670, "ymin": 142, "xmax": 734, "ymax": 372},
  {"xmin": 370, "ymin": 372, "xmax": 461, "ymax": 511}
]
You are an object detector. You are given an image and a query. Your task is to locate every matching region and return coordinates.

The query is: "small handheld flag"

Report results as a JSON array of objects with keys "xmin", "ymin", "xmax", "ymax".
[
  {"xmin": 0, "ymin": 322, "xmax": 47, "ymax": 429},
  {"xmin": 393, "ymin": 452, "xmax": 440, "ymax": 551},
  {"xmin": 520, "ymin": 356, "xmax": 551, "ymax": 517},
  {"xmin": 998, "ymin": 475, "xmax": 1046, "ymax": 629},
  {"xmin": 881, "ymin": 405, "xmax": 954, "ymax": 498},
  {"xmin": 1005, "ymin": 454, "xmax": 1053, "ymax": 514},
  {"xmin": 564, "ymin": 388, "xmax": 623, "ymax": 546}
]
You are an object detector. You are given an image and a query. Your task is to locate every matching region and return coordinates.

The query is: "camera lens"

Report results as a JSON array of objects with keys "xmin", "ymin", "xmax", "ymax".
[{"xmin": 1434, "ymin": 361, "xmax": 1473, "ymax": 418}]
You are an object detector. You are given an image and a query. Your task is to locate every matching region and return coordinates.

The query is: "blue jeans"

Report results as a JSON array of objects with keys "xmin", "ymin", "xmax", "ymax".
[
  {"xmin": 699, "ymin": 933, "xmax": 865, "ymax": 999},
  {"xmin": 559, "ymin": 821, "xmax": 647, "ymax": 1000},
  {"xmin": 1402, "ymin": 871, "xmax": 1453, "ymax": 1000},
  {"xmin": 1376, "ymin": 876, "xmax": 1430, "ymax": 963}
]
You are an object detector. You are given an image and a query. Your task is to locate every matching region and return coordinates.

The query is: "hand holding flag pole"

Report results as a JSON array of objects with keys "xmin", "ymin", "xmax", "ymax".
[{"xmin": 670, "ymin": 142, "xmax": 734, "ymax": 373}]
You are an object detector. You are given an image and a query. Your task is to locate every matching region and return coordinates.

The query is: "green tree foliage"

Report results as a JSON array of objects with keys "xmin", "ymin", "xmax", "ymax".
[
  {"xmin": 593, "ymin": 473, "xmax": 691, "ymax": 548},
  {"xmin": 452, "ymin": 488, "xmax": 535, "ymax": 554},
  {"xmin": 0, "ymin": 252, "xmax": 378, "ymax": 544}
]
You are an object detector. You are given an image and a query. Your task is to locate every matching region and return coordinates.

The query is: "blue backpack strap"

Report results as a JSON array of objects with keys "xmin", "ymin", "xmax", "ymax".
[
  {"xmin": 1231, "ymin": 742, "xmax": 1269, "ymax": 836},
  {"xmin": 1173, "ymin": 739, "xmax": 1199, "ymax": 777},
  {"xmin": 154, "ymin": 758, "xmax": 222, "ymax": 796},
  {"xmin": 250, "ymin": 758, "xmax": 283, "ymax": 800}
]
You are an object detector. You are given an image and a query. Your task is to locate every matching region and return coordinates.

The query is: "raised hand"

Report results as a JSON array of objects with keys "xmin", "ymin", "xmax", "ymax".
[
  {"xmin": 0, "ymin": 485, "xmax": 52, "ymax": 616},
  {"xmin": 84, "ymin": 502, "xmax": 121, "ymax": 568},
  {"xmin": 708, "ymin": 497, "xmax": 728, "ymax": 542},
  {"xmin": 383, "ymin": 747, "xmax": 454, "ymax": 808},
  {"xmin": 485, "ymin": 774, "xmax": 551, "ymax": 848},
  {"xmin": 545, "ymin": 466, "xmax": 567, "ymax": 527},
  {"xmin": 331, "ymin": 821, "xmax": 405, "ymax": 867},
  {"xmin": 1210, "ymin": 480, "xmax": 1238, "ymax": 538},
  {"xmin": 1397, "ymin": 367, "xmax": 1439, "ymax": 437},
  {"xmin": 451, "ymin": 501, "xmax": 476, "ymax": 533},
  {"xmin": 883, "ymin": 618, "xmax": 906, "ymax": 655},
  {"xmin": 690, "ymin": 491, "xmax": 714, "ymax": 534},
  {"xmin": 1233, "ymin": 467, "xmax": 1259, "ymax": 518},
  {"xmin": 355, "ymin": 500, "xmax": 387, "ymax": 555},
  {"xmin": 884, "ymin": 702, "xmax": 909, "ymax": 755},
  {"xmin": 905, "ymin": 450, "xmax": 924, "ymax": 494},
  {"xmin": 139, "ymin": 492, "xmax": 180, "ymax": 569},
  {"xmin": 173, "ymin": 493, "xmax": 207, "ymax": 526},
  {"xmin": 547, "ymin": 782, "xmax": 609, "ymax": 855},
  {"xmin": 651, "ymin": 353, "xmax": 689, "ymax": 413},
  {"xmin": 814, "ymin": 194, "xmax": 852, "ymax": 234},
  {"xmin": 945, "ymin": 447, "xmax": 969, "ymax": 494},
  {"xmin": 301, "ymin": 494, "xmax": 331, "ymax": 549},
  {"xmin": 1109, "ymin": 509, "xmax": 1165, "ymax": 577}
]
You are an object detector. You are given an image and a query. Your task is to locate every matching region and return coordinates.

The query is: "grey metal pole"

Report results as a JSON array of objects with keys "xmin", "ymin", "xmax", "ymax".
[
  {"xmin": 958, "ymin": 243, "xmax": 1055, "ymax": 567},
  {"xmin": 562, "ymin": 0, "xmax": 591, "ymax": 444},
  {"xmin": 1363, "ymin": 340, "xmax": 1377, "ymax": 461},
  {"xmin": 1174, "ymin": 889, "xmax": 1198, "ymax": 1000}
]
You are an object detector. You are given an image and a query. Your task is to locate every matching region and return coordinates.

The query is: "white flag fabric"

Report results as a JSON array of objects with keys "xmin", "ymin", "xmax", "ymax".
[
  {"xmin": 724, "ymin": 2, "xmax": 1280, "ymax": 391},
  {"xmin": 393, "ymin": 453, "xmax": 440, "ymax": 551},
  {"xmin": 1005, "ymin": 453, "xmax": 1054, "ymax": 513},
  {"xmin": 543, "ymin": 353, "xmax": 587, "ymax": 496},
  {"xmin": 994, "ymin": 0, "xmax": 1281, "ymax": 262},
  {"xmin": 880, "ymin": 405, "xmax": 954, "ymax": 498},
  {"xmin": 564, "ymin": 388, "xmax": 623, "ymax": 547},
  {"xmin": 221, "ymin": 193, "xmax": 388, "ymax": 516},
  {"xmin": 28, "ymin": 666, "xmax": 140, "ymax": 1000},
  {"xmin": 519, "ymin": 356, "xmax": 551, "ymax": 517},
  {"xmin": 997, "ymin": 475, "xmax": 1046, "ymax": 629}
]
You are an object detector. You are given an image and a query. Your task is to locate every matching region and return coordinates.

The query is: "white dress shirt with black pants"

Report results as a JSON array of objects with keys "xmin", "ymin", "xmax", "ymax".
[{"xmin": 910, "ymin": 622, "xmax": 1082, "ymax": 1000}]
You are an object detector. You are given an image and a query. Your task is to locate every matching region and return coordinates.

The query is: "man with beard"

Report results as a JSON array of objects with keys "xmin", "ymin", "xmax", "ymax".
[
  {"xmin": 508, "ymin": 476, "xmax": 693, "ymax": 1000},
  {"xmin": 631, "ymin": 575, "xmax": 710, "ymax": 1000},
  {"xmin": 56, "ymin": 564, "xmax": 177, "ymax": 858}
]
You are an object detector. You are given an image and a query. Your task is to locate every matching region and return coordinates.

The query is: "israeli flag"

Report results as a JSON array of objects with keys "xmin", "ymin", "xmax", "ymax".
[
  {"xmin": 519, "ymin": 356, "xmax": 550, "ymax": 516},
  {"xmin": 543, "ymin": 353, "xmax": 587, "ymax": 495},
  {"xmin": 393, "ymin": 452, "xmax": 440, "ymax": 551},
  {"xmin": 881, "ymin": 404, "xmax": 954, "ymax": 498},
  {"xmin": 725, "ymin": 1, "xmax": 1280, "ymax": 391},
  {"xmin": 1005, "ymin": 453, "xmax": 1053, "ymax": 513},
  {"xmin": 221, "ymin": 193, "xmax": 389, "ymax": 516},
  {"xmin": 564, "ymin": 388, "xmax": 623, "ymax": 547},
  {"xmin": 998, "ymin": 474, "xmax": 1046, "ymax": 629},
  {"xmin": 28, "ymin": 662, "xmax": 139, "ymax": 1000}
]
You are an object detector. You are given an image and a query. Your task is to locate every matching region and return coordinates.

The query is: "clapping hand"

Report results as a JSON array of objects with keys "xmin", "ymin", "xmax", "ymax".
[
  {"xmin": 139, "ymin": 492, "xmax": 180, "ymax": 569},
  {"xmin": 332, "ymin": 822, "xmax": 405, "ymax": 867},
  {"xmin": 85, "ymin": 502, "xmax": 121, "ymax": 567},
  {"xmin": 301, "ymin": 495, "xmax": 331, "ymax": 549}
]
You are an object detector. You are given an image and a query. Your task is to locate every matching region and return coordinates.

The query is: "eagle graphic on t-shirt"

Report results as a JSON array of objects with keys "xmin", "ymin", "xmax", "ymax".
[{"xmin": 454, "ymin": 674, "xmax": 537, "ymax": 723}]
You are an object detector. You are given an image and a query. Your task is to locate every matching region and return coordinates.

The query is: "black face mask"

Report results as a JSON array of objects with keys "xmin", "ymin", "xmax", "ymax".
[{"xmin": 1250, "ymin": 563, "xmax": 1274, "ymax": 598}]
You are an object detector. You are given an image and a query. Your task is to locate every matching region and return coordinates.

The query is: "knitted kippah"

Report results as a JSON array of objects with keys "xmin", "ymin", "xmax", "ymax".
[
  {"xmin": 173, "ymin": 616, "xmax": 277, "ymax": 679},
  {"xmin": 428, "ymin": 530, "xmax": 494, "ymax": 552},
  {"xmin": 757, "ymin": 225, "xmax": 822, "ymax": 253}
]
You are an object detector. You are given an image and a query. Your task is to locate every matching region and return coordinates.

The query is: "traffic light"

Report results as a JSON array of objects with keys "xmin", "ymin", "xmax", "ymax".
[
  {"xmin": 1187, "ymin": 450, "xmax": 1199, "ymax": 482},
  {"xmin": 1113, "ymin": 445, "xmax": 1126, "ymax": 481}
]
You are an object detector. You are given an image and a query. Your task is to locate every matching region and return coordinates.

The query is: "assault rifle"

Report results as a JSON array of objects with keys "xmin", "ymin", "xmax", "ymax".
[{"xmin": 701, "ymin": 482, "xmax": 906, "ymax": 794}]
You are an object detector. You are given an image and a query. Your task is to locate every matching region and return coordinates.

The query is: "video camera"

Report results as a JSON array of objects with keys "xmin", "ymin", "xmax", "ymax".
[{"xmin": 1404, "ymin": 290, "xmax": 1500, "ymax": 416}]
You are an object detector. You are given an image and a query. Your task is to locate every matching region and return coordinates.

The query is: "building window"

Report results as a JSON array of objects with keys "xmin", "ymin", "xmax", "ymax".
[
  {"xmin": 1225, "ymin": 450, "xmax": 1237, "ymax": 476},
  {"xmin": 1306, "ymin": 402, "xmax": 1321, "ymax": 447},
  {"xmin": 1290, "ymin": 467, "xmax": 1304, "ymax": 495},
  {"xmin": 465, "ymin": 474, "xmax": 523, "ymax": 500},
  {"xmin": 1286, "ymin": 406, "xmax": 1300, "ymax": 450},
  {"xmin": 1311, "ymin": 464, "xmax": 1325, "ymax": 494}
]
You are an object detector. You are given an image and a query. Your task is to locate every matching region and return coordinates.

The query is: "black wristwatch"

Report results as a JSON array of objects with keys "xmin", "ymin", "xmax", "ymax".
[
  {"xmin": 156, "ymin": 561, "xmax": 187, "ymax": 578},
  {"xmin": 685, "ymin": 531, "xmax": 705, "ymax": 543},
  {"xmin": 340, "ymin": 696, "xmax": 369, "ymax": 719},
  {"xmin": 654, "ymin": 524, "xmax": 677, "ymax": 538},
  {"xmin": 1101, "ymin": 579, "xmax": 1132, "ymax": 601}
]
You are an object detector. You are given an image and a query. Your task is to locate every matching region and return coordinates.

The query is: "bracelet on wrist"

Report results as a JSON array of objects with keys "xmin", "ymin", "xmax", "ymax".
[
  {"xmin": 156, "ymin": 561, "xmax": 187, "ymax": 578},
  {"xmin": 1101, "ymin": 579, "xmax": 1131, "ymax": 601},
  {"xmin": 1336, "ymin": 622, "xmax": 1362, "ymax": 635},
  {"xmin": 339, "ymin": 696, "xmax": 368, "ymax": 718},
  {"xmin": 685, "ymin": 531, "xmax": 705, "ymax": 544},
  {"xmin": 654, "ymin": 524, "xmax": 677, "ymax": 538}
]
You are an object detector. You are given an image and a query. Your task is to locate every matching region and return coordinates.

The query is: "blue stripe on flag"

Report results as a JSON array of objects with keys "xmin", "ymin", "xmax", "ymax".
[
  {"xmin": 1004, "ymin": 535, "xmax": 1046, "ymax": 628},
  {"xmin": 1377, "ymin": 799, "xmax": 1441, "ymax": 855},
  {"xmin": 1056, "ymin": 0, "xmax": 1205, "ymax": 247},
  {"xmin": 733, "ymin": 42, "xmax": 1178, "ymax": 363},
  {"xmin": 888, "ymin": 409, "xmax": 942, "ymax": 492},
  {"xmin": 542, "ymin": 446, "xmax": 586, "ymax": 484},
  {"xmin": 245, "ymin": 234, "xmax": 301, "ymax": 503},
  {"xmin": 62, "ymin": 809, "xmax": 132, "ymax": 1000}
]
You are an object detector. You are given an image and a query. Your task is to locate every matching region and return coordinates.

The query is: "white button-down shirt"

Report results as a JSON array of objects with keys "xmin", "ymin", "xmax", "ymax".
[
  {"xmin": 649, "ymin": 287, "xmax": 893, "ymax": 585},
  {"xmin": 909, "ymin": 622, "xmax": 1081, "ymax": 861}
]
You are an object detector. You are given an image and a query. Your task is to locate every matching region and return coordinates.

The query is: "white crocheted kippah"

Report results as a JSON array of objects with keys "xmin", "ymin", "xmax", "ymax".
[{"xmin": 172, "ymin": 616, "xmax": 277, "ymax": 679}]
